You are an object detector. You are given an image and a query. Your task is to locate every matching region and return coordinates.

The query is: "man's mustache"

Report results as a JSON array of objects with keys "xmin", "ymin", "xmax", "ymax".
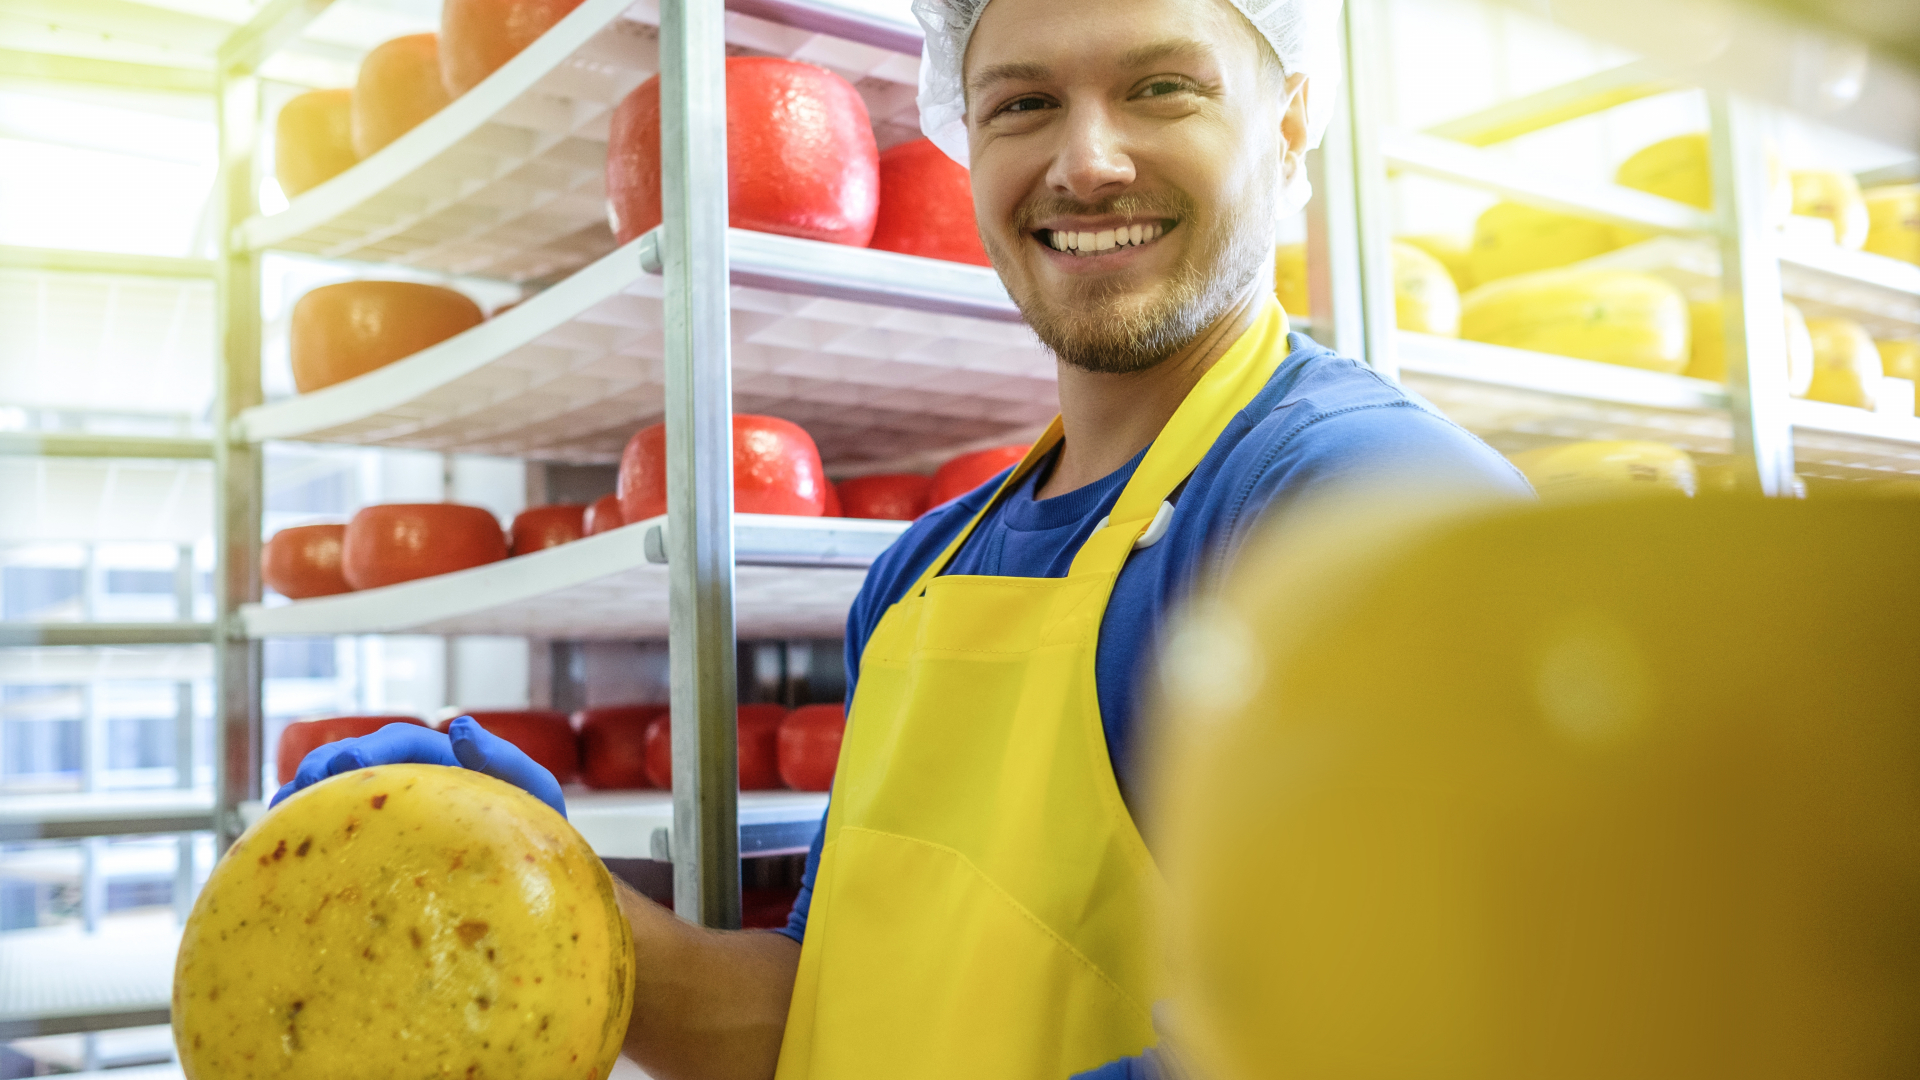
[{"xmin": 1011, "ymin": 191, "xmax": 1197, "ymax": 231}]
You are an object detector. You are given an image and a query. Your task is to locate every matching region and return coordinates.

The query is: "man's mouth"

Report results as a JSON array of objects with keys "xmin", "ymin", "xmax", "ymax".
[{"xmin": 1033, "ymin": 219, "xmax": 1176, "ymax": 257}]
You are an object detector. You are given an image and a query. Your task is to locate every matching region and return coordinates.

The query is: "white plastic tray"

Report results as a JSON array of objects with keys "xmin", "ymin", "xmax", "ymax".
[
  {"xmin": 240, "ymin": 514, "xmax": 906, "ymax": 640},
  {"xmin": 568, "ymin": 788, "xmax": 826, "ymax": 859},
  {"xmin": 236, "ymin": 0, "xmax": 924, "ymax": 282},
  {"xmin": 239, "ymin": 229, "xmax": 1052, "ymax": 467}
]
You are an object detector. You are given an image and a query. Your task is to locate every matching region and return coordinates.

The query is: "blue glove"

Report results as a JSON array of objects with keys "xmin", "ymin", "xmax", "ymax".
[{"xmin": 269, "ymin": 717, "xmax": 568, "ymax": 818}]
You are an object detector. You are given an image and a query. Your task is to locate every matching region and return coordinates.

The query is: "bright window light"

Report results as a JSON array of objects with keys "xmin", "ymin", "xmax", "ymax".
[{"xmin": 0, "ymin": 139, "xmax": 215, "ymax": 257}]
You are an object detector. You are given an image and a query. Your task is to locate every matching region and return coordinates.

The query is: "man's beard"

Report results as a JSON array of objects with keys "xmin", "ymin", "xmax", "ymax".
[{"xmin": 987, "ymin": 182, "xmax": 1276, "ymax": 375}]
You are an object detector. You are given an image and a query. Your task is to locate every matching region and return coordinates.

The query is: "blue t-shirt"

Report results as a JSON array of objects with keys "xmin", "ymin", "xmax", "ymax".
[{"xmin": 774, "ymin": 333, "xmax": 1530, "ymax": 1073}]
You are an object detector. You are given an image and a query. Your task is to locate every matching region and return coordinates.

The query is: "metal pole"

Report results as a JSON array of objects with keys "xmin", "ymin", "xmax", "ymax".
[
  {"xmin": 1342, "ymin": 0, "xmax": 1399, "ymax": 380},
  {"xmin": 1708, "ymin": 91, "xmax": 1797, "ymax": 496},
  {"xmin": 213, "ymin": 65, "xmax": 265, "ymax": 849},
  {"xmin": 1304, "ymin": 96, "xmax": 1366, "ymax": 357},
  {"xmin": 659, "ymin": 0, "xmax": 741, "ymax": 928}
]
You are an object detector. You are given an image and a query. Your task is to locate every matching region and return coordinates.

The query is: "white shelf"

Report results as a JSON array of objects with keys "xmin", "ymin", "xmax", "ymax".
[
  {"xmin": 0, "ymin": 914, "xmax": 177, "ymax": 1038},
  {"xmin": 240, "ymin": 513, "xmax": 907, "ymax": 640},
  {"xmin": 1576, "ymin": 236, "xmax": 1920, "ymax": 339},
  {"xmin": 1396, "ymin": 332, "xmax": 1734, "ymax": 456},
  {"xmin": 568, "ymin": 788, "xmax": 826, "ymax": 859},
  {"xmin": 235, "ymin": 0, "xmax": 924, "ymax": 283},
  {"xmin": 239, "ymin": 229, "xmax": 1050, "ymax": 467},
  {"xmin": 0, "ymin": 789, "xmax": 215, "ymax": 841},
  {"xmin": 1789, "ymin": 399, "xmax": 1920, "ymax": 477}
]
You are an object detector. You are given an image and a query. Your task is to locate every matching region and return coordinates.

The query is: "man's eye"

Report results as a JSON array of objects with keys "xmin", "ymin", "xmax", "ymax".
[
  {"xmin": 1002, "ymin": 97, "xmax": 1050, "ymax": 114},
  {"xmin": 1140, "ymin": 80, "xmax": 1189, "ymax": 97}
]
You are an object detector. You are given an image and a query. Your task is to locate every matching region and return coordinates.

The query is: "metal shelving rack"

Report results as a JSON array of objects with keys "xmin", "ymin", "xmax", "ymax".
[{"xmin": 204, "ymin": 0, "xmax": 1919, "ymax": 944}]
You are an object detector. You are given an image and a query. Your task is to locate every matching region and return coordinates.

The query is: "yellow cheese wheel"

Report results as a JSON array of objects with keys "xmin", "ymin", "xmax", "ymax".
[
  {"xmin": 1864, "ymin": 184, "xmax": 1920, "ymax": 265},
  {"xmin": 1801, "ymin": 316, "xmax": 1882, "ymax": 409},
  {"xmin": 1685, "ymin": 297, "xmax": 1815, "ymax": 395},
  {"xmin": 1397, "ymin": 233, "xmax": 1475, "ymax": 291},
  {"xmin": 1271, "ymin": 241, "xmax": 1462, "ymax": 336},
  {"xmin": 1507, "ymin": 440, "xmax": 1697, "ymax": 500},
  {"xmin": 1877, "ymin": 338, "xmax": 1920, "ymax": 383},
  {"xmin": 1468, "ymin": 201, "xmax": 1620, "ymax": 285},
  {"xmin": 1614, "ymin": 132, "xmax": 1791, "ymax": 220},
  {"xmin": 1459, "ymin": 268, "xmax": 1689, "ymax": 373},
  {"xmin": 174, "ymin": 764, "xmax": 634, "ymax": 1079},
  {"xmin": 1790, "ymin": 169, "xmax": 1869, "ymax": 249}
]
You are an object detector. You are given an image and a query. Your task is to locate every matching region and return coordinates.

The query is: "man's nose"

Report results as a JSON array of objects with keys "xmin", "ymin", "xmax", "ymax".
[{"xmin": 1045, "ymin": 104, "xmax": 1135, "ymax": 202}]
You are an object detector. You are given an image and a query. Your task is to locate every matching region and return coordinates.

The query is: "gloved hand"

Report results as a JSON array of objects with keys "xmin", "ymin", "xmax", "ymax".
[{"xmin": 269, "ymin": 717, "xmax": 568, "ymax": 818}]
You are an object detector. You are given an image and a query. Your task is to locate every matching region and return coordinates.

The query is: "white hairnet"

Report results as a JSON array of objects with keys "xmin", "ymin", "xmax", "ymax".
[{"xmin": 911, "ymin": 0, "xmax": 1345, "ymax": 215}]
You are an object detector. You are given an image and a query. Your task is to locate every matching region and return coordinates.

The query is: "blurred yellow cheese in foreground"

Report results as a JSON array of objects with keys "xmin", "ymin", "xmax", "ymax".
[
  {"xmin": 1864, "ymin": 184, "xmax": 1920, "ymax": 264},
  {"xmin": 1157, "ymin": 496, "xmax": 1920, "ymax": 1080},
  {"xmin": 1468, "ymin": 201, "xmax": 1619, "ymax": 285},
  {"xmin": 1790, "ymin": 169, "xmax": 1869, "ymax": 248},
  {"xmin": 1802, "ymin": 316, "xmax": 1883, "ymax": 409},
  {"xmin": 174, "ymin": 764, "xmax": 634, "ymax": 1080},
  {"xmin": 1507, "ymin": 440, "xmax": 1696, "ymax": 500},
  {"xmin": 1686, "ymin": 297, "xmax": 1815, "ymax": 394},
  {"xmin": 1459, "ymin": 268, "xmax": 1688, "ymax": 373},
  {"xmin": 1272, "ymin": 241, "xmax": 1461, "ymax": 336}
]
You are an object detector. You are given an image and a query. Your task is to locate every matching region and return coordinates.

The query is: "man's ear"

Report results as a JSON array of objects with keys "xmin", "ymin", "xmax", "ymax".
[{"xmin": 1280, "ymin": 72, "xmax": 1310, "ymax": 164}]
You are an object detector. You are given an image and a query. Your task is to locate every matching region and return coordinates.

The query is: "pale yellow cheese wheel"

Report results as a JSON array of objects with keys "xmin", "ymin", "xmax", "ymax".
[
  {"xmin": 1685, "ymin": 297, "xmax": 1815, "ymax": 396},
  {"xmin": 1507, "ymin": 440, "xmax": 1697, "ymax": 501},
  {"xmin": 1468, "ymin": 201, "xmax": 1620, "ymax": 285},
  {"xmin": 1864, "ymin": 184, "xmax": 1920, "ymax": 265},
  {"xmin": 1459, "ymin": 268, "xmax": 1689, "ymax": 373},
  {"xmin": 1398, "ymin": 233, "xmax": 1475, "ymax": 291},
  {"xmin": 1800, "ymin": 316, "xmax": 1883, "ymax": 410},
  {"xmin": 1790, "ymin": 169, "xmax": 1869, "ymax": 249},
  {"xmin": 1614, "ymin": 132, "xmax": 1791, "ymax": 220},
  {"xmin": 174, "ymin": 764, "xmax": 634, "ymax": 1080},
  {"xmin": 1271, "ymin": 241, "xmax": 1462, "ymax": 336}
]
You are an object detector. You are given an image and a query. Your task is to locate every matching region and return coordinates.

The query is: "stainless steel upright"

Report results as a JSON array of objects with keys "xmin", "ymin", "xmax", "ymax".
[
  {"xmin": 1708, "ymin": 91, "xmax": 1797, "ymax": 496},
  {"xmin": 659, "ymin": 0, "xmax": 742, "ymax": 928},
  {"xmin": 211, "ymin": 62, "xmax": 265, "ymax": 850}
]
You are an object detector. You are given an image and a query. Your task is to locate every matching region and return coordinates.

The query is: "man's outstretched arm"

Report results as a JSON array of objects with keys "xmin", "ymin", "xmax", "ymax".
[{"xmin": 614, "ymin": 880, "xmax": 801, "ymax": 1080}]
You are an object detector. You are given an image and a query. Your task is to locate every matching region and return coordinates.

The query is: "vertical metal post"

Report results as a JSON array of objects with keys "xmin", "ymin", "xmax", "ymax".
[
  {"xmin": 1708, "ymin": 92, "xmax": 1797, "ymax": 496},
  {"xmin": 174, "ymin": 541, "xmax": 195, "ymax": 623},
  {"xmin": 659, "ymin": 0, "xmax": 741, "ymax": 928},
  {"xmin": 174, "ymin": 832, "xmax": 196, "ymax": 924},
  {"xmin": 81, "ymin": 837, "xmax": 105, "ymax": 932},
  {"xmin": 1305, "ymin": 0, "xmax": 1396, "ymax": 376},
  {"xmin": 213, "ymin": 66, "xmax": 265, "ymax": 849},
  {"xmin": 174, "ymin": 681, "xmax": 194, "ymax": 788},
  {"xmin": 80, "ymin": 684, "xmax": 102, "ymax": 793}
]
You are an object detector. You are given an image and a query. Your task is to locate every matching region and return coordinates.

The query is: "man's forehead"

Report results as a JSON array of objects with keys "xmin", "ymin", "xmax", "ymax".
[
  {"xmin": 961, "ymin": 0, "xmax": 1255, "ymax": 84},
  {"xmin": 965, "ymin": 37, "xmax": 1223, "ymax": 96}
]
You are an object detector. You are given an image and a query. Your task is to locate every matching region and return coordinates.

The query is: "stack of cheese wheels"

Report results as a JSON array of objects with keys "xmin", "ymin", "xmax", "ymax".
[
  {"xmin": 1468, "ymin": 202, "xmax": 1620, "ymax": 285},
  {"xmin": 439, "ymin": 0, "xmax": 587, "ymax": 95},
  {"xmin": 1459, "ymin": 269, "xmax": 1689, "ymax": 374},
  {"xmin": 342, "ymin": 503, "xmax": 507, "ymax": 589},
  {"xmin": 507, "ymin": 505, "xmax": 586, "ymax": 556},
  {"xmin": 1685, "ymin": 297, "xmax": 1815, "ymax": 394},
  {"xmin": 1615, "ymin": 132, "xmax": 1792, "ymax": 222},
  {"xmin": 1865, "ymin": 184, "xmax": 1920, "ymax": 265},
  {"xmin": 606, "ymin": 58, "xmax": 880, "ymax": 247},
  {"xmin": 928, "ymin": 445, "xmax": 1031, "ymax": 509},
  {"xmin": 575, "ymin": 704, "xmax": 666, "ymax": 790},
  {"xmin": 290, "ymin": 282, "xmax": 483, "ymax": 393},
  {"xmin": 175, "ymin": 765, "xmax": 633, "ymax": 1079},
  {"xmin": 1272, "ymin": 241, "xmax": 1461, "ymax": 336},
  {"xmin": 1801, "ymin": 317, "xmax": 1884, "ymax": 410},
  {"xmin": 351, "ymin": 34, "xmax": 451, "ymax": 158},
  {"xmin": 1790, "ymin": 169, "xmax": 1870, "ymax": 248},
  {"xmin": 836, "ymin": 474, "xmax": 933, "ymax": 520},
  {"xmin": 869, "ymin": 138, "xmax": 990, "ymax": 266},
  {"xmin": 1507, "ymin": 441, "xmax": 1698, "ymax": 501},
  {"xmin": 617, "ymin": 415, "xmax": 829, "ymax": 522},
  {"xmin": 274, "ymin": 90, "xmax": 356, "ymax": 196}
]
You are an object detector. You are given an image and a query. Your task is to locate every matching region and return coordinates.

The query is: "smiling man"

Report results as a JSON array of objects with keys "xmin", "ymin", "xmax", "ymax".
[{"xmin": 276, "ymin": 0, "xmax": 1528, "ymax": 1075}]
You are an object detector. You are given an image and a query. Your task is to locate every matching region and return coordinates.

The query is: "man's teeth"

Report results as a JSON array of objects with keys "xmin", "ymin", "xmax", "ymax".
[{"xmin": 1046, "ymin": 222, "xmax": 1165, "ymax": 254}]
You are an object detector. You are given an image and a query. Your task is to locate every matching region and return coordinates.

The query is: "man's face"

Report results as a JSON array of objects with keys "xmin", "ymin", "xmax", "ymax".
[{"xmin": 964, "ymin": 0, "xmax": 1297, "ymax": 373}]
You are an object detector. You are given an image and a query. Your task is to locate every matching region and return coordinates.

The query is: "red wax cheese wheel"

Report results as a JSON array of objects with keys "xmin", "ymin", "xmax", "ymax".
[
  {"xmin": 509, "ymin": 504, "xmax": 586, "ymax": 556},
  {"xmin": 439, "ymin": 0, "xmax": 587, "ymax": 96},
  {"xmin": 869, "ymin": 138, "xmax": 990, "ymax": 266},
  {"xmin": 575, "ymin": 704, "xmax": 666, "ymax": 790},
  {"xmin": 276, "ymin": 715, "xmax": 423, "ymax": 785},
  {"xmin": 837, "ymin": 473, "xmax": 932, "ymax": 520},
  {"xmin": 643, "ymin": 704, "xmax": 789, "ymax": 790},
  {"xmin": 778, "ymin": 704, "xmax": 845, "ymax": 792},
  {"xmin": 342, "ymin": 503, "xmax": 507, "ymax": 589},
  {"xmin": 617, "ymin": 415, "xmax": 828, "ymax": 523},
  {"xmin": 290, "ymin": 281, "xmax": 482, "ymax": 393},
  {"xmin": 823, "ymin": 483, "xmax": 843, "ymax": 519},
  {"xmin": 262, "ymin": 523, "xmax": 351, "ymax": 599},
  {"xmin": 606, "ymin": 57, "xmax": 879, "ymax": 247},
  {"xmin": 742, "ymin": 886, "xmax": 801, "ymax": 930},
  {"xmin": 928, "ymin": 444, "xmax": 1030, "ymax": 508},
  {"xmin": 584, "ymin": 494, "xmax": 624, "ymax": 535},
  {"xmin": 274, "ymin": 89, "xmax": 357, "ymax": 197},
  {"xmin": 437, "ymin": 709, "xmax": 579, "ymax": 785},
  {"xmin": 351, "ymin": 34, "xmax": 452, "ymax": 158}
]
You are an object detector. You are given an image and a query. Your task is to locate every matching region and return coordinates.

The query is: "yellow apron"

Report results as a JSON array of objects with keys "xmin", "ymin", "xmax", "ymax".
[{"xmin": 775, "ymin": 303, "xmax": 1292, "ymax": 1078}]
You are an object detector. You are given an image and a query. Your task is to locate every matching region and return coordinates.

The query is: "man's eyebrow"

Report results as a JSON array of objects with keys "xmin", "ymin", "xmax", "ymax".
[
  {"xmin": 967, "ymin": 61, "xmax": 1051, "ymax": 99},
  {"xmin": 1118, "ymin": 38, "xmax": 1216, "ymax": 70}
]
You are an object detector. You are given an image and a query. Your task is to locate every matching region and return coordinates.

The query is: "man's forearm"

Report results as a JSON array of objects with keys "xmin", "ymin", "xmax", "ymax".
[{"xmin": 614, "ymin": 880, "xmax": 801, "ymax": 1080}]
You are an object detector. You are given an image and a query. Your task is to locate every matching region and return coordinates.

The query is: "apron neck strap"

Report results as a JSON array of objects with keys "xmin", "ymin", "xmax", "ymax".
[{"xmin": 909, "ymin": 302, "xmax": 1292, "ymax": 591}]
